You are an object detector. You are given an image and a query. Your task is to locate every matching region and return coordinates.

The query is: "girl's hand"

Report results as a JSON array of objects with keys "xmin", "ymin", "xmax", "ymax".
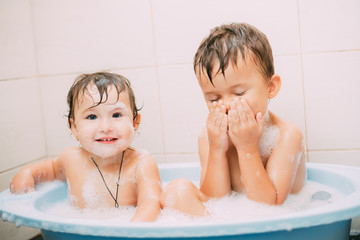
[
  {"xmin": 206, "ymin": 100, "xmax": 229, "ymax": 152},
  {"xmin": 228, "ymin": 99, "xmax": 264, "ymax": 151}
]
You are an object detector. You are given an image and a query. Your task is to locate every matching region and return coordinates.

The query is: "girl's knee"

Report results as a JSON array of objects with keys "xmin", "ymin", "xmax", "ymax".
[{"xmin": 160, "ymin": 178, "xmax": 196, "ymax": 208}]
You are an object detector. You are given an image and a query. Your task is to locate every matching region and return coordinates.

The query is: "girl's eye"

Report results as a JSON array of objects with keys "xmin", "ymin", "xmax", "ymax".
[
  {"xmin": 113, "ymin": 113, "xmax": 122, "ymax": 118},
  {"xmin": 235, "ymin": 91, "xmax": 247, "ymax": 96},
  {"xmin": 87, "ymin": 114, "xmax": 97, "ymax": 120}
]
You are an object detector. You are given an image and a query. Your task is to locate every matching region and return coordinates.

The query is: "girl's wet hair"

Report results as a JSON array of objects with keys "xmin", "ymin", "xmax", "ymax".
[
  {"xmin": 67, "ymin": 72, "xmax": 140, "ymax": 128},
  {"xmin": 193, "ymin": 22, "xmax": 274, "ymax": 85}
]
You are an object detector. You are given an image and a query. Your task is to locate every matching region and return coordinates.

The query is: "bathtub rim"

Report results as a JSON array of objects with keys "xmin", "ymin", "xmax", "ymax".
[{"xmin": 1, "ymin": 162, "xmax": 360, "ymax": 238}]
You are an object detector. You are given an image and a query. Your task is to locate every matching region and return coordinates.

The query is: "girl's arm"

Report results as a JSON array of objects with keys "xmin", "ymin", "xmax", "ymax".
[
  {"xmin": 10, "ymin": 148, "xmax": 71, "ymax": 194},
  {"xmin": 10, "ymin": 159, "xmax": 63, "ymax": 193},
  {"xmin": 131, "ymin": 153, "xmax": 162, "ymax": 222}
]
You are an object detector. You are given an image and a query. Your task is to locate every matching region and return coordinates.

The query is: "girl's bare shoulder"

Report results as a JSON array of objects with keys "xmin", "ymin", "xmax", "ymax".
[
  {"xmin": 57, "ymin": 146, "xmax": 88, "ymax": 166},
  {"xmin": 128, "ymin": 147, "xmax": 156, "ymax": 167}
]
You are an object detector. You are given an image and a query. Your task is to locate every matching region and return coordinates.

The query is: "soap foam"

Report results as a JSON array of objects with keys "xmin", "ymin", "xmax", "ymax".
[
  {"xmin": 258, "ymin": 112, "xmax": 279, "ymax": 161},
  {"xmin": 44, "ymin": 180, "xmax": 344, "ymax": 223}
]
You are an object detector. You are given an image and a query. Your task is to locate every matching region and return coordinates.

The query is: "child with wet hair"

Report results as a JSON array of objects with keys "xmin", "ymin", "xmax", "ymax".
[
  {"xmin": 10, "ymin": 72, "xmax": 162, "ymax": 222},
  {"xmin": 161, "ymin": 22, "xmax": 307, "ymax": 216}
]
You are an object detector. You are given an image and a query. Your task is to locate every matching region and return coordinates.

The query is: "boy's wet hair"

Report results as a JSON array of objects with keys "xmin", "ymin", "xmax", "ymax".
[
  {"xmin": 67, "ymin": 72, "xmax": 140, "ymax": 128},
  {"xmin": 194, "ymin": 22, "xmax": 274, "ymax": 84}
]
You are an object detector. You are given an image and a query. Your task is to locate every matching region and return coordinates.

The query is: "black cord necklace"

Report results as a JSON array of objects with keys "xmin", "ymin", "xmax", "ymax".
[{"xmin": 89, "ymin": 150, "xmax": 125, "ymax": 208}]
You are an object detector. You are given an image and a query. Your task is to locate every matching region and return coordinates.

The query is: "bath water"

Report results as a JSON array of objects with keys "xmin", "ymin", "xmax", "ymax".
[{"xmin": 43, "ymin": 180, "xmax": 344, "ymax": 224}]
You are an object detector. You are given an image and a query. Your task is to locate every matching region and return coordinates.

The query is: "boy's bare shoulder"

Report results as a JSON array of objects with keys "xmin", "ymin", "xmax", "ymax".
[{"xmin": 272, "ymin": 114, "xmax": 303, "ymax": 144}]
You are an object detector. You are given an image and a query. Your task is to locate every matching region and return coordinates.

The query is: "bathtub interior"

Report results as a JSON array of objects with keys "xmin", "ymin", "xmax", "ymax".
[{"xmin": 1, "ymin": 162, "xmax": 360, "ymax": 238}]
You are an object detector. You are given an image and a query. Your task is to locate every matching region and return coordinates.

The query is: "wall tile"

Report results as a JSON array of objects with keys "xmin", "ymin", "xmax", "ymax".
[
  {"xmin": 158, "ymin": 64, "xmax": 208, "ymax": 153},
  {"xmin": 299, "ymin": 0, "xmax": 360, "ymax": 53},
  {"xmin": 152, "ymin": 154, "xmax": 166, "ymax": 164},
  {"xmin": 0, "ymin": 0, "xmax": 36, "ymax": 79},
  {"xmin": 32, "ymin": 0, "xmax": 155, "ymax": 75},
  {"xmin": 114, "ymin": 68, "xmax": 164, "ymax": 154},
  {"xmin": 308, "ymin": 150, "xmax": 360, "ymax": 167},
  {"xmin": 152, "ymin": 0, "xmax": 299, "ymax": 65},
  {"xmin": 270, "ymin": 55, "xmax": 306, "ymax": 134},
  {"xmin": 40, "ymin": 74, "xmax": 78, "ymax": 156},
  {"xmin": 303, "ymin": 52, "xmax": 360, "ymax": 150},
  {"xmin": 0, "ymin": 78, "xmax": 47, "ymax": 171},
  {"xmin": 166, "ymin": 154, "xmax": 199, "ymax": 163}
]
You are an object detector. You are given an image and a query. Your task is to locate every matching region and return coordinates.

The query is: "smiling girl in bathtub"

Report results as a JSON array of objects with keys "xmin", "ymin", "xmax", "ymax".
[{"xmin": 10, "ymin": 72, "xmax": 162, "ymax": 222}]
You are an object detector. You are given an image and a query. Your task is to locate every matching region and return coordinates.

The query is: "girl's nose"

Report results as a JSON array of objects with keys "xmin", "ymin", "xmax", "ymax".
[{"xmin": 99, "ymin": 118, "xmax": 113, "ymax": 132}]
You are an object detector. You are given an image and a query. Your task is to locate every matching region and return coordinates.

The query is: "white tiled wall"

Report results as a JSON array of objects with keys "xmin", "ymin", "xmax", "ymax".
[{"xmin": 1, "ymin": 0, "xmax": 359, "ymax": 238}]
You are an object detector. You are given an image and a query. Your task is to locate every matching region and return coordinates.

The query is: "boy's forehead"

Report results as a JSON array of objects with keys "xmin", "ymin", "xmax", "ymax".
[
  {"xmin": 197, "ymin": 52, "xmax": 259, "ymax": 86},
  {"xmin": 196, "ymin": 60, "xmax": 238, "ymax": 86}
]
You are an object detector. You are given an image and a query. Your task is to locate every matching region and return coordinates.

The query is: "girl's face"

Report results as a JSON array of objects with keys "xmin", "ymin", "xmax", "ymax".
[{"xmin": 70, "ymin": 85, "xmax": 138, "ymax": 160}]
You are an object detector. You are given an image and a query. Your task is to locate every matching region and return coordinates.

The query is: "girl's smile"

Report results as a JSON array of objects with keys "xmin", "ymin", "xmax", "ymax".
[{"xmin": 95, "ymin": 137, "xmax": 119, "ymax": 144}]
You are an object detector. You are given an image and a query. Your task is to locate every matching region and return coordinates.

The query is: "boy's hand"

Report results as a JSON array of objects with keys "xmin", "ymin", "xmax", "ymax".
[
  {"xmin": 228, "ymin": 99, "xmax": 264, "ymax": 151},
  {"xmin": 207, "ymin": 101, "xmax": 229, "ymax": 152},
  {"xmin": 10, "ymin": 170, "xmax": 35, "ymax": 194}
]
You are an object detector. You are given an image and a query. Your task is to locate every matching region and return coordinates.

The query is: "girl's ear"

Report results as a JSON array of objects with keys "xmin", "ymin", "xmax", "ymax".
[
  {"xmin": 268, "ymin": 74, "xmax": 282, "ymax": 99},
  {"xmin": 133, "ymin": 113, "xmax": 141, "ymax": 131},
  {"xmin": 70, "ymin": 119, "xmax": 79, "ymax": 141}
]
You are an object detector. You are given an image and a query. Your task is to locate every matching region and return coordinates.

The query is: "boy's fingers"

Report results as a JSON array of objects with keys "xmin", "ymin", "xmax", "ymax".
[
  {"xmin": 210, "ymin": 101, "xmax": 217, "ymax": 113},
  {"xmin": 214, "ymin": 104, "xmax": 222, "ymax": 126},
  {"xmin": 240, "ymin": 99, "xmax": 254, "ymax": 122},
  {"xmin": 220, "ymin": 113, "xmax": 228, "ymax": 131},
  {"xmin": 229, "ymin": 102, "xmax": 237, "ymax": 122},
  {"xmin": 256, "ymin": 112, "xmax": 264, "ymax": 133},
  {"xmin": 228, "ymin": 110, "xmax": 233, "ymax": 128},
  {"xmin": 236, "ymin": 99, "xmax": 247, "ymax": 123},
  {"xmin": 220, "ymin": 103, "xmax": 226, "ymax": 114}
]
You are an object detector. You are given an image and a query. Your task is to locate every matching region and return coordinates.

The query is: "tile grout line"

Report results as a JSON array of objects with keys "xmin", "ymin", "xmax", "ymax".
[
  {"xmin": 0, "ymin": 156, "xmax": 48, "ymax": 175},
  {"xmin": 296, "ymin": 0, "xmax": 310, "ymax": 162},
  {"xmin": 308, "ymin": 149, "xmax": 360, "ymax": 152},
  {"xmin": 29, "ymin": 0, "xmax": 49, "ymax": 159},
  {"xmin": 149, "ymin": 0, "xmax": 167, "ymax": 162}
]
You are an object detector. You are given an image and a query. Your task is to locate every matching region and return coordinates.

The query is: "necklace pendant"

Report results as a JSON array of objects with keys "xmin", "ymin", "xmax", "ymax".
[{"xmin": 89, "ymin": 150, "xmax": 124, "ymax": 210}]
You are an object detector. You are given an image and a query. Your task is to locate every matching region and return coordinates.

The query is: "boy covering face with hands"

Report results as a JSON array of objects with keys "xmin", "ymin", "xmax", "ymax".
[{"xmin": 161, "ymin": 22, "xmax": 306, "ymax": 216}]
